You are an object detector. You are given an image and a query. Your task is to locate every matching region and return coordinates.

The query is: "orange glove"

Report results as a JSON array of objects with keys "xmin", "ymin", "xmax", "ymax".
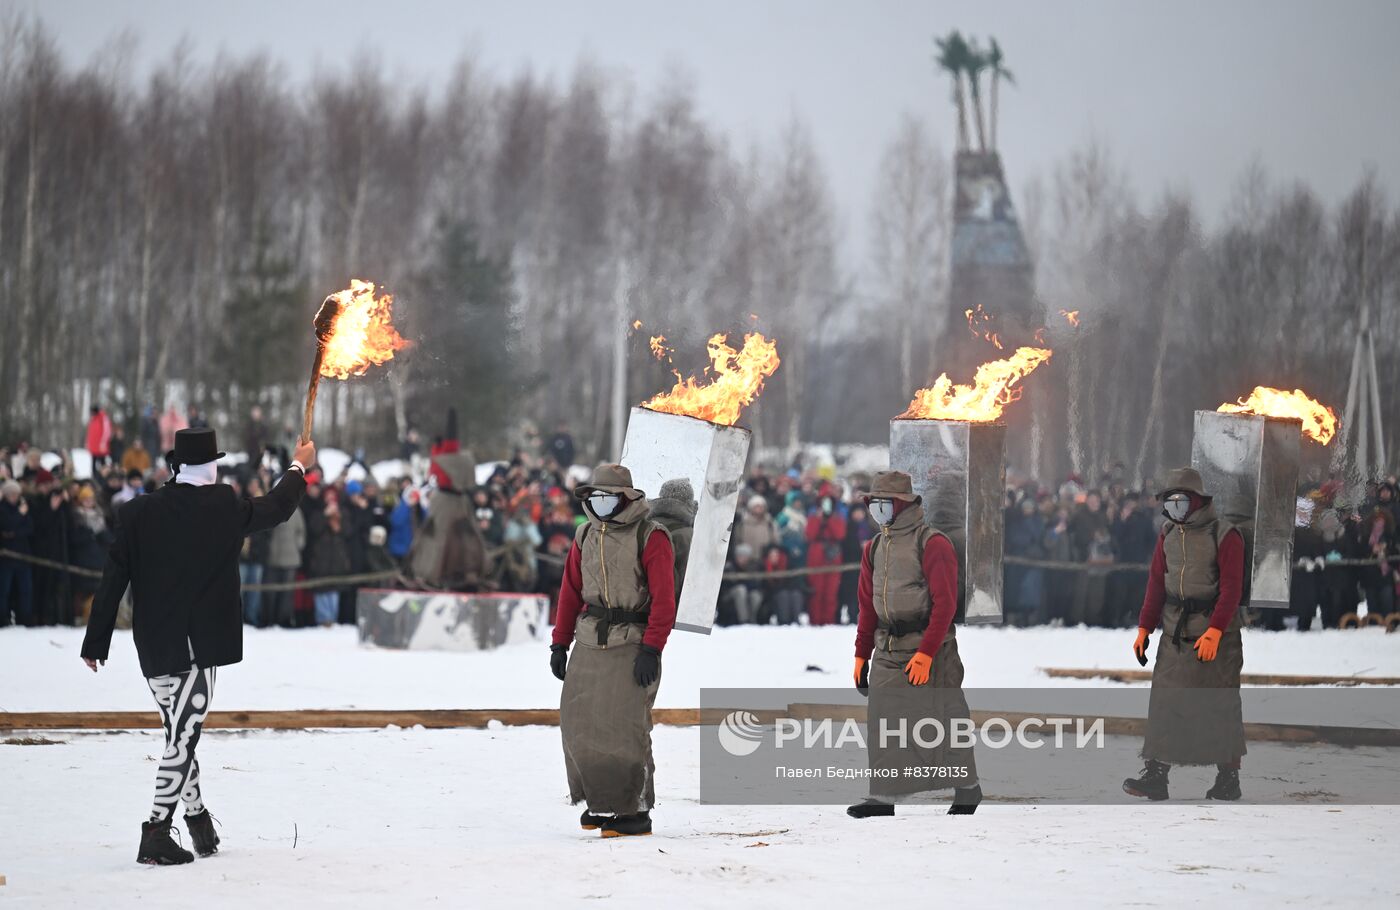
[
  {"xmin": 904, "ymin": 652, "xmax": 932, "ymax": 686},
  {"xmin": 1194, "ymin": 627, "xmax": 1222, "ymax": 662},
  {"xmin": 853, "ymin": 657, "xmax": 867, "ymax": 690},
  {"xmin": 1132, "ymin": 628, "xmax": 1150, "ymax": 666}
]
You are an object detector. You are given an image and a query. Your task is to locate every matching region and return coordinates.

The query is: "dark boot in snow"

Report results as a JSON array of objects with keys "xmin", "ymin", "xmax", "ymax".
[
  {"xmin": 185, "ymin": 809, "xmax": 220, "ymax": 856},
  {"xmin": 948, "ymin": 784, "xmax": 982, "ymax": 815},
  {"xmin": 579, "ymin": 810, "xmax": 608, "ymax": 831},
  {"xmin": 1123, "ymin": 760, "xmax": 1170, "ymax": 801},
  {"xmin": 1206, "ymin": 767, "xmax": 1241, "ymax": 801},
  {"xmin": 600, "ymin": 811, "xmax": 651, "ymax": 838},
  {"xmin": 846, "ymin": 799, "xmax": 894, "ymax": 819},
  {"xmin": 137, "ymin": 818, "xmax": 194, "ymax": 866}
]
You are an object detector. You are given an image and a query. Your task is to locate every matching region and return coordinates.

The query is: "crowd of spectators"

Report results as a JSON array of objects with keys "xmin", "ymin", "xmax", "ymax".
[
  {"xmin": 3, "ymin": 405, "xmax": 1397, "ymax": 633},
  {"xmin": 718, "ymin": 464, "xmax": 1400, "ymax": 631}
]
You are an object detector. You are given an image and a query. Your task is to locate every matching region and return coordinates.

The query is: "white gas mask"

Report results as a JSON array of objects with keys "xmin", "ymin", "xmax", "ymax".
[
  {"xmin": 868, "ymin": 499, "xmax": 896, "ymax": 527},
  {"xmin": 1163, "ymin": 492, "xmax": 1192, "ymax": 524},
  {"xmin": 588, "ymin": 493, "xmax": 623, "ymax": 520}
]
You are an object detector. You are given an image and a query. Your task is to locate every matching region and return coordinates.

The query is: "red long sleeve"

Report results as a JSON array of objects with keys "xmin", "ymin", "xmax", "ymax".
[
  {"xmin": 1137, "ymin": 535, "xmax": 1167, "ymax": 630},
  {"xmin": 551, "ymin": 542, "xmax": 585, "ymax": 646},
  {"xmin": 640, "ymin": 530, "xmax": 677, "ymax": 651},
  {"xmin": 1210, "ymin": 529, "xmax": 1245, "ymax": 631},
  {"xmin": 550, "ymin": 531, "xmax": 676, "ymax": 651},
  {"xmin": 854, "ymin": 540, "xmax": 876, "ymax": 658},
  {"xmin": 917, "ymin": 535, "xmax": 958, "ymax": 658}
]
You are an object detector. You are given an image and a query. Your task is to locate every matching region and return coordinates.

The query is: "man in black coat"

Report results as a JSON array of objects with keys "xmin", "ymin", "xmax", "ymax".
[{"xmin": 81, "ymin": 428, "xmax": 313, "ymax": 865}]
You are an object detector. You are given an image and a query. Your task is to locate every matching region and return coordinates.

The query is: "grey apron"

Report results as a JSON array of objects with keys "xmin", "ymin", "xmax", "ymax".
[
  {"xmin": 867, "ymin": 627, "xmax": 978, "ymax": 798},
  {"xmin": 560, "ymin": 619, "xmax": 660, "ymax": 814}
]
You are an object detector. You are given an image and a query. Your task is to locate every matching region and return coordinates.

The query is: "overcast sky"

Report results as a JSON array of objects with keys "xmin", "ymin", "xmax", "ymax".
[{"xmin": 28, "ymin": 0, "xmax": 1400, "ymax": 264}]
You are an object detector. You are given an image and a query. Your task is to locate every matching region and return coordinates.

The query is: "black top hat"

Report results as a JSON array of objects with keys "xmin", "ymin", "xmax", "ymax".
[{"xmin": 166, "ymin": 428, "xmax": 225, "ymax": 470}]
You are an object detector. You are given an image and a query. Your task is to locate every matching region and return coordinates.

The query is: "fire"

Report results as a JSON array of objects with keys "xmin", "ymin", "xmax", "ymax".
[
  {"xmin": 1218, "ymin": 386, "xmax": 1338, "ymax": 445},
  {"xmin": 642, "ymin": 332, "xmax": 781, "ymax": 426},
  {"xmin": 649, "ymin": 334, "xmax": 672, "ymax": 362},
  {"xmin": 318, "ymin": 280, "xmax": 409, "ymax": 380},
  {"xmin": 965, "ymin": 304, "xmax": 1003, "ymax": 349},
  {"xmin": 631, "ymin": 319, "xmax": 643, "ymax": 330},
  {"xmin": 898, "ymin": 347, "xmax": 1053, "ymax": 422},
  {"xmin": 1060, "ymin": 309, "xmax": 1080, "ymax": 327}
]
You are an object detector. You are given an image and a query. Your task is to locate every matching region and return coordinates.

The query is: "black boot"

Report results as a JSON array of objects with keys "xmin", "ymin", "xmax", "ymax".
[
  {"xmin": 846, "ymin": 799, "xmax": 895, "ymax": 819},
  {"xmin": 138, "ymin": 818, "xmax": 194, "ymax": 866},
  {"xmin": 1206, "ymin": 766, "xmax": 1242, "ymax": 801},
  {"xmin": 185, "ymin": 809, "xmax": 220, "ymax": 857},
  {"xmin": 1123, "ymin": 760, "xmax": 1170, "ymax": 801},
  {"xmin": 600, "ymin": 811, "xmax": 652, "ymax": 838},
  {"xmin": 948, "ymin": 784, "xmax": 982, "ymax": 815},
  {"xmin": 579, "ymin": 809, "xmax": 608, "ymax": 831}
]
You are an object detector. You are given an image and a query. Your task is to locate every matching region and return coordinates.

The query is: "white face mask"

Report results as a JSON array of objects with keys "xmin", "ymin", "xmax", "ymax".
[
  {"xmin": 1163, "ymin": 493, "xmax": 1192, "ymax": 523},
  {"xmin": 588, "ymin": 493, "xmax": 622, "ymax": 520},
  {"xmin": 868, "ymin": 499, "xmax": 895, "ymax": 527}
]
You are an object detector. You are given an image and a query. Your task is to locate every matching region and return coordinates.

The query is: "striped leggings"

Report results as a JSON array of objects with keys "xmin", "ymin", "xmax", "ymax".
[{"xmin": 146, "ymin": 666, "xmax": 217, "ymax": 823}]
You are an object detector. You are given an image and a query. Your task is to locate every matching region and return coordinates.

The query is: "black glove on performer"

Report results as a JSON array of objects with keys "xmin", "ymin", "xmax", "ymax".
[
  {"xmin": 633, "ymin": 644, "xmax": 661, "ymax": 687},
  {"xmin": 550, "ymin": 644, "xmax": 568, "ymax": 681}
]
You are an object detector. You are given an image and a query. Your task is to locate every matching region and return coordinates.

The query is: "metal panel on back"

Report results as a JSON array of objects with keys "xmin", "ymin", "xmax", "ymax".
[
  {"xmin": 620, "ymin": 407, "xmax": 751, "ymax": 634},
  {"xmin": 1191, "ymin": 411, "xmax": 1301, "ymax": 609},
  {"xmin": 890, "ymin": 419, "xmax": 1005, "ymax": 624}
]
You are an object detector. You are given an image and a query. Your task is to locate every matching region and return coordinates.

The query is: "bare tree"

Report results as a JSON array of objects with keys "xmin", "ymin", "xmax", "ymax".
[{"xmin": 869, "ymin": 113, "xmax": 949, "ymax": 396}]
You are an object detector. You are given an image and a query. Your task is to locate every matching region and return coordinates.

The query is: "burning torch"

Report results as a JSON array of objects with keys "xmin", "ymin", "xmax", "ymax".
[
  {"xmin": 299, "ymin": 279, "xmax": 408, "ymax": 444},
  {"xmin": 891, "ymin": 345, "xmax": 1054, "ymax": 625},
  {"xmin": 620, "ymin": 330, "xmax": 781, "ymax": 634},
  {"xmin": 1192, "ymin": 385, "xmax": 1338, "ymax": 611}
]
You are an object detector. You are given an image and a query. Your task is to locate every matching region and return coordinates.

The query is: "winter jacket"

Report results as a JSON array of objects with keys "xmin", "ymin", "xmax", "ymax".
[
  {"xmin": 307, "ymin": 517, "xmax": 352, "ymax": 579},
  {"xmin": 1113, "ymin": 508, "xmax": 1158, "ymax": 565},
  {"xmin": 67, "ymin": 510, "xmax": 111, "ymax": 595},
  {"xmin": 649, "ymin": 494, "xmax": 697, "ymax": 590},
  {"xmin": 86, "ymin": 411, "xmax": 112, "ymax": 458},
  {"xmin": 1006, "ymin": 511, "xmax": 1046, "ymax": 558},
  {"xmin": 736, "ymin": 512, "xmax": 780, "ymax": 555},
  {"xmin": 805, "ymin": 510, "xmax": 848, "ymax": 565},
  {"xmin": 265, "ymin": 506, "xmax": 305, "ymax": 570},
  {"xmin": 388, "ymin": 499, "xmax": 422, "ymax": 559},
  {"xmin": 121, "ymin": 447, "xmax": 152, "ymax": 475},
  {"xmin": 0, "ymin": 499, "xmax": 35, "ymax": 555}
]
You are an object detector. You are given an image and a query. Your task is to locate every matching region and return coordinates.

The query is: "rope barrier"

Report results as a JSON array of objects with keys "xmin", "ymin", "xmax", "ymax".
[
  {"xmin": 0, "ymin": 548, "xmax": 399, "ymax": 591},
  {"xmin": 2, "ymin": 547, "xmax": 1393, "ymax": 590}
]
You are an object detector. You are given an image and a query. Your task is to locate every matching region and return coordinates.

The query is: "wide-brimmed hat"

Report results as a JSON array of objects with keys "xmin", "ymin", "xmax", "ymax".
[
  {"xmin": 861, "ymin": 470, "xmax": 921, "ymax": 504},
  {"xmin": 165, "ymin": 428, "xmax": 224, "ymax": 469},
  {"xmin": 575, "ymin": 463, "xmax": 645, "ymax": 501},
  {"xmin": 1157, "ymin": 466, "xmax": 1210, "ymax": 499}
]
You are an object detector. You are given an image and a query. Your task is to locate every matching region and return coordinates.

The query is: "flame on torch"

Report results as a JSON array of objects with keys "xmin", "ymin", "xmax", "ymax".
[
  {"xmin": 300, "ymin": 279, "xmax": 407, "ymax": 443},
  {"xmin": 642, "ymin": 332, "xmax": 780, "ymax": 426},
  {"xmin": 899, "ymin": 347, "xmax": 1053, "ymax": 422},
  {"xmin": 319, "ymin": 280, "xmax": 409, "ymax": 379},
  {"xmin": 1217, "ymin": 386, "xmax": 1338, "ymax": 445}
]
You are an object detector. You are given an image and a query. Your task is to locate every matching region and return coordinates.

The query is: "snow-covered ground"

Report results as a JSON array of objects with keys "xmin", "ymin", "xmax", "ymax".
[
  {"xmin": 2, "ymin": 624, "xmax": 1398, "ymax": 907},
  {"xmin": 3, "ymin": 623, "xmax": 1398, "ymax": 712}
]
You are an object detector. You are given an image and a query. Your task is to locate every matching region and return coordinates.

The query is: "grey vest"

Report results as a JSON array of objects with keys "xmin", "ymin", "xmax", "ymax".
[{"xmin": 870, "ymin": 504, "xmax": 951, "ymax": 653}]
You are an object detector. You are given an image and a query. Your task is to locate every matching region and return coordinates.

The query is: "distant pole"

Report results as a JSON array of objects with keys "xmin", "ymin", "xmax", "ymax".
[
  {"xmin": 1366, "ymin": 330, "xmax": 1386, "ymax": 472},
  {"xmin": 609, "ymin": 260, "xmax": 631, "ymax": 461}
]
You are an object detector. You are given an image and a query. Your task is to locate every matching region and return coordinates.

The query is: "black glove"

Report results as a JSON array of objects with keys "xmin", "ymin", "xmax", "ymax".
[
  {"xmin": 550, "ymin": 644, "xmax": 568, "ymax": 681},
  {"xmin": 856, "ymin": 659, "xmax": 870, "ymax": 697},
  {"xmin": 633, "ymin": 644, "xmax": 661, "ymax": 687}
]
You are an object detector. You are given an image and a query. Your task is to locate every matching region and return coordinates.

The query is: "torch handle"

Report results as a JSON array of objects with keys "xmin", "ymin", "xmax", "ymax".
[{"xmin": 301, "ymin": 346, "xmax": 326, "ymax": 445}]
